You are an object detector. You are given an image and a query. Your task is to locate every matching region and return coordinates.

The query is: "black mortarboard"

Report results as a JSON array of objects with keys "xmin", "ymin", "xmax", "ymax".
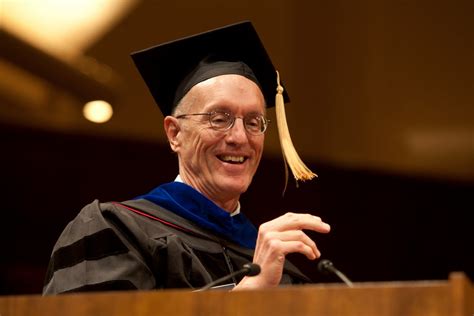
[
  {"xmin": 130, "ymin": 21, "xmax": 289, "ymax": 116},
  {"xmin": 131, "ymin": 21, "xmax": 316, "ymax": 183}
]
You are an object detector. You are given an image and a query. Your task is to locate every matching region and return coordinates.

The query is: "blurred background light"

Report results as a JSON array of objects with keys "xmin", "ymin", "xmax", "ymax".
[
  {"xmin": 0, "ymin": 0, "xmax": 140, "ymax": 60},
  {"xmin": 83, "ymin": 100, "xmax": 113, "ymax": 123}
]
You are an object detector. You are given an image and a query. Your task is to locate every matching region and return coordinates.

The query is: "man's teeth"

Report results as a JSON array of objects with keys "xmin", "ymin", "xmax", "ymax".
[{"xmin": 220, "ymin": 156, "xmax": 245, "ymax": 163}]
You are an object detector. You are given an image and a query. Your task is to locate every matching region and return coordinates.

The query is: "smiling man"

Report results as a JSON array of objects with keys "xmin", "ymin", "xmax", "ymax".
[
  {"xmin": 166, "ymin": 74, "xmax": 265, "ymax": 212},
  {"xmin": 43, "ymin": 21, "xmax": 330, "ymax": 294}
]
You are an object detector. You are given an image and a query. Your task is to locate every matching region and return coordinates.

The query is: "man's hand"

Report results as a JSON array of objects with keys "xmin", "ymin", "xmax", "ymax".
[{"xmin": 234, "ymin": 212, "xmax": 330, "ymax": 290}]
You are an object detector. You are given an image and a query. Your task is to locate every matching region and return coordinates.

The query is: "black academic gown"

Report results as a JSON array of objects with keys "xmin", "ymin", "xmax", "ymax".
[{"xmin": 43, "ymin": 199, "xmax": 310, "ymax": 294}]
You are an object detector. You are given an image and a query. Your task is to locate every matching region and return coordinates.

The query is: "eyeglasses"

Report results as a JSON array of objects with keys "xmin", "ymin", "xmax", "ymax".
[{"xmin": 176, "ymin": 111, "xmax": 270, "ymax": 135}]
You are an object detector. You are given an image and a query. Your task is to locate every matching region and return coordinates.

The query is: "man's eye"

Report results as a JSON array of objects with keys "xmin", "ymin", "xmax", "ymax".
[
  {"xmin": 246, "ymin": 116, "xmax": 261, "ymax": 128},
  {"xmin": 247, "ymin": 119, "xmax": 259, "ymax": 127},
  {"xmin": 210, "ymin": 113, "xmax": 230, "ymax": 125}
]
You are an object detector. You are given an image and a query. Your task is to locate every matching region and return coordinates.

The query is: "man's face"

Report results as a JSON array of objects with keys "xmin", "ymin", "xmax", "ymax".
[{"xmin": 171, "ymin": 74, "xmax": 265, "ymax": 203}]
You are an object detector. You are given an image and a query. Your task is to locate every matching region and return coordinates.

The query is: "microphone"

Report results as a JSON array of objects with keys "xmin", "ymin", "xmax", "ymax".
[
  {"xmin": 196, "ymin": 263, "xmax": 261, "ymax": 291},
  {"xmin": 317, "ymin": 259, "xmax": 354, "ymax": 287}
]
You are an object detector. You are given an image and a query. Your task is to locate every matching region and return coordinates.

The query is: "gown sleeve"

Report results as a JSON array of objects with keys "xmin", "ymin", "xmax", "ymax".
[{"xmin": 43, "ymin": 200, "xmax": 157, "ymax": 294}]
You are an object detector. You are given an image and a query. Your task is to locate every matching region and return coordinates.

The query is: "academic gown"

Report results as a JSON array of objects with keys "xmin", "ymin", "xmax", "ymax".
[{"xmin": 43, "ymin": 186, "xmax": 311, "ymax": 294}]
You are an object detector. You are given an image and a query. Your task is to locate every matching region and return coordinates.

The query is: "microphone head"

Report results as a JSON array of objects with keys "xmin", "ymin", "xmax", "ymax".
[
  {"xmin": 317, "ymin": 258, "xmax": 354, "ymax": 287},
  {"xmin": 243, "ymin": 263, "xmax": 261, "ymax": 276},
  {"xmin": 317, "ymin": 259, "xmax": 335, "ymax": 275}
]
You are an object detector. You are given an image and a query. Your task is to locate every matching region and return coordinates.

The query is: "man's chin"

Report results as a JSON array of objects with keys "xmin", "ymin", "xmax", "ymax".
[{"xmin": 216, "ymin": 179, "xmax": 250, "ymax": 196}]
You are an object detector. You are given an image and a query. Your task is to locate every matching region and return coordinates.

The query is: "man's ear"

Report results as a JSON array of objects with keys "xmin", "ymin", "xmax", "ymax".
[{"xmin": 164, "ymin": 116, "xmax": 180, "ymax": 152}]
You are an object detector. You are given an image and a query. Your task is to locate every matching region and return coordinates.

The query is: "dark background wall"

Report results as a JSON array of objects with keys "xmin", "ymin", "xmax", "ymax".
[
  {"xmin": 2, "ymin": 0, "xmax": 473, "ymax": 182},
  {"xmin": 1, "ymin": 123, "xmax": 471, "ymax": 295}
]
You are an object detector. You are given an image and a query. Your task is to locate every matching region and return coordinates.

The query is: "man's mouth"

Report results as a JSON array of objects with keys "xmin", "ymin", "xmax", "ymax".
[{"xmin": 217, "ymin": 155, "xmax": 247, "ymax": 164}]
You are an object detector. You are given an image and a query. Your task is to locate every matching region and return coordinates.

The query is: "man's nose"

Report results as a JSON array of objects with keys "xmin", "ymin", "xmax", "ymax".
[{"xmin": 225, "ymin": 118, "xmax": 248, "ymax": 143}]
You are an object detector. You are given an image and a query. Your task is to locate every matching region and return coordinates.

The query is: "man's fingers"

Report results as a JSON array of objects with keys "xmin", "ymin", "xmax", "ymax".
[
  {"xmin": 259, "ymin": 212, "xmax": 331, "ymax": 234},
  {"xmin": 263, "ymin": 230, "xmax": 319, "ymax": 258},
  {"xmin": 264, "ymin": 238, "xmax": 320, "ymax": 260},
  {"xmin": 257, "ymin": 230, "xmax": 322, "ymax": 260}
]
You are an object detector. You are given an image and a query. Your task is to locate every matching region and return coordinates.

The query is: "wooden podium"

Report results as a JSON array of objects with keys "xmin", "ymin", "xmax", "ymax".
[{"xmin": 1, "ymin": 272, "xmax": 472, "ymax": 316}]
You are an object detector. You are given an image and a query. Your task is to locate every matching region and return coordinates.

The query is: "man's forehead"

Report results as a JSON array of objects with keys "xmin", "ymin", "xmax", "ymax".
[{"xmin": 189, "ymin": 74, "xmax": 266, "ymax": 111}]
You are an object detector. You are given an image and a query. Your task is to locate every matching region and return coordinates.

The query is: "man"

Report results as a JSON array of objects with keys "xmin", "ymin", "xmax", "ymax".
[{"xmin": 43, "ymin": 21, "xmax": 330, "ymax": 294}]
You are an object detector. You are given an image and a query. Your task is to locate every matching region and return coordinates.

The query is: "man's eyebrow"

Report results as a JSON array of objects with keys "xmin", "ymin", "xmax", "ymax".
[
  {"xmin": 206, "ymin": 105, "xmax": 265, "ymax": 116},
  {"xmin": 206, "ymin": 105, "xmax": 231, "ymax": 112}
]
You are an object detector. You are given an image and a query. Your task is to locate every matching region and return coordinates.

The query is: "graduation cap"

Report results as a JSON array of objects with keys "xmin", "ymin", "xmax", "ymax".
[{"xmin": 131, "ymin": 21, "xmax": 316, "ymax": 183}]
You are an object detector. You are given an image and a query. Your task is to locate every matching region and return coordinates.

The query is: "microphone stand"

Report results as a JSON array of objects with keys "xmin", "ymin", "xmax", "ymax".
[{"xmin": 195, "ymin": 263, "xmax": 261, "ymax": 291}]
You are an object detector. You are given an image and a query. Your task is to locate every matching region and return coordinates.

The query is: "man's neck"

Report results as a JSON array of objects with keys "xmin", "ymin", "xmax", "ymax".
[{"xmin": 174, "ymin": 174, "xmax": 241, "ymax": 215}]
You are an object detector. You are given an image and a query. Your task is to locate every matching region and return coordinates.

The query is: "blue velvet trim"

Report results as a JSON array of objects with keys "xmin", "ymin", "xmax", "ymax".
[{"xmin": 135, "ymin": 182, "xmax": 257, "ymax": 249}]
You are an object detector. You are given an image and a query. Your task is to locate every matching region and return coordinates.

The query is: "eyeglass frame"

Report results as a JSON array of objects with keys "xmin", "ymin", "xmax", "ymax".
[{"xmin": 175, "ymin": 110, "xmax": 270, "ymax": 135}]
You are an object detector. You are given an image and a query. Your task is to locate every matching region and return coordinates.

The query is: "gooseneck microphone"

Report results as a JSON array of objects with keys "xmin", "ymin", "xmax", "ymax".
[
  {"xmin": 196, "ymin": 263, "xmax": 261, "ymax": 291},
  {"xmin": 317, "ymin": 259, "xmax": 354, "ymax": 287}
]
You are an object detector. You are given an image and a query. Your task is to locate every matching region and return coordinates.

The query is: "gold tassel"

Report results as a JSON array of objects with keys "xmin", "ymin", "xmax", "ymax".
[{"xmin": 275, "ymin": 70, "xmax": 317, "ymax": 185}]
